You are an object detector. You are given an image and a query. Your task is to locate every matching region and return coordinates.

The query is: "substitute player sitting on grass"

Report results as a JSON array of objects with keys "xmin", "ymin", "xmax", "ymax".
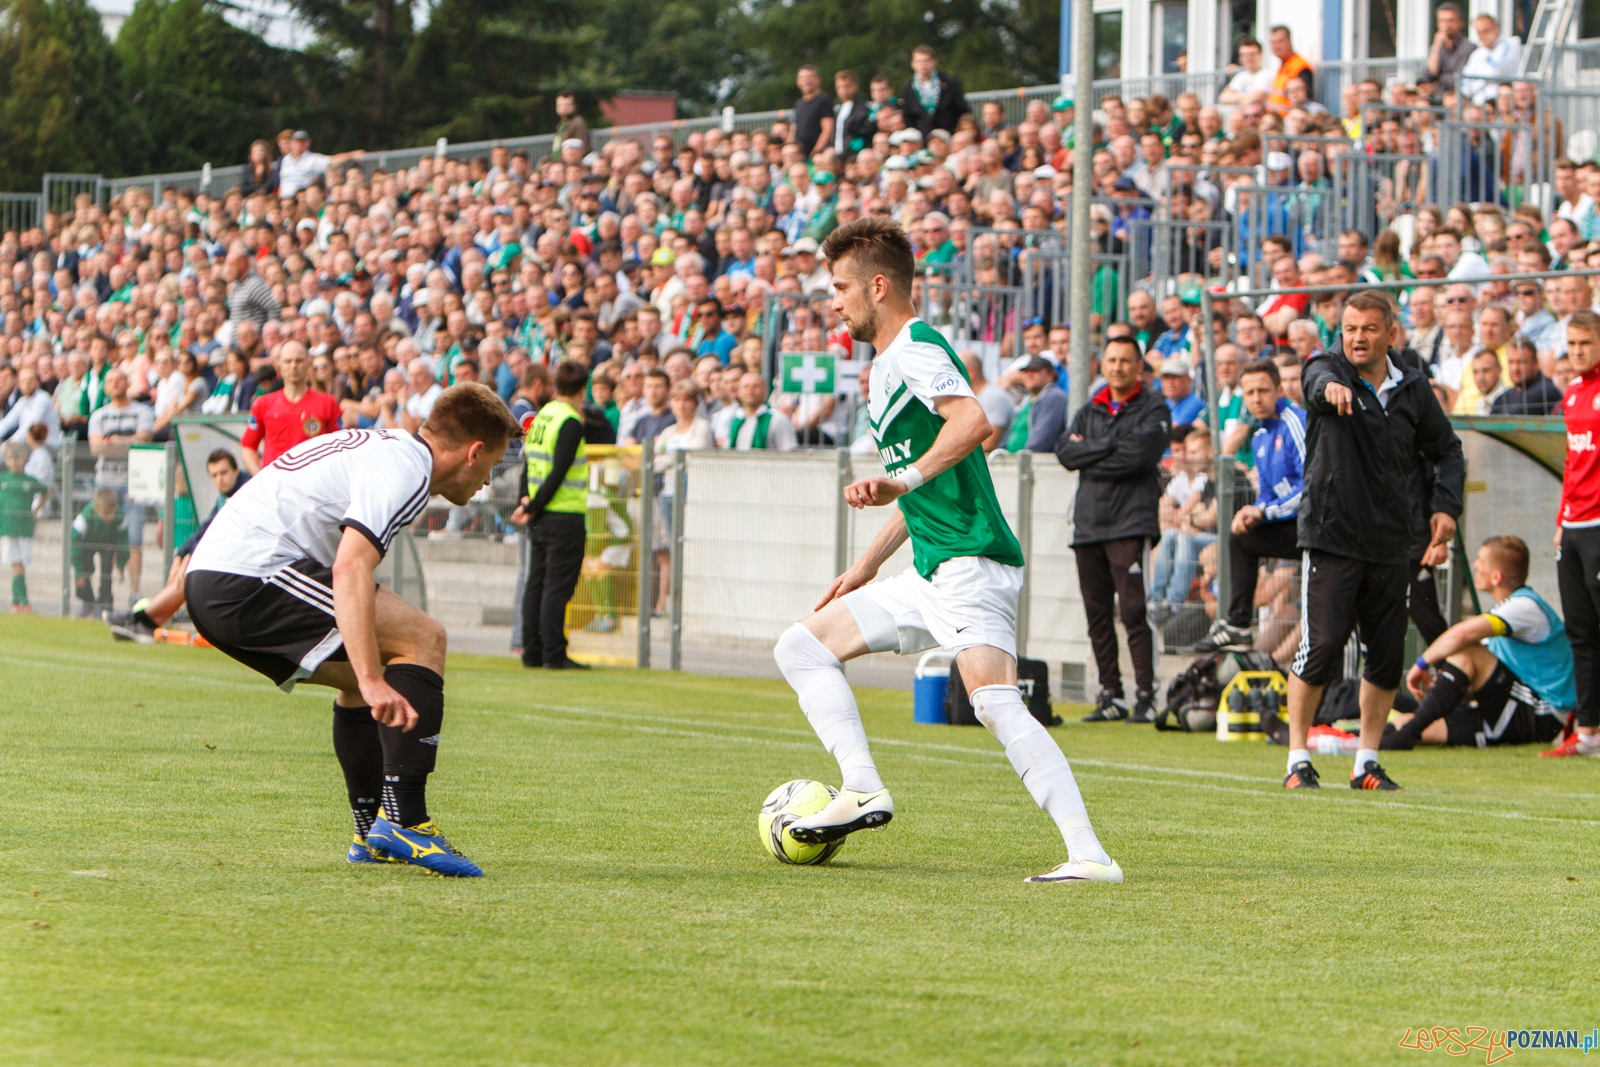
[
  {"xmin": 184, "ymin": 383, "xmax": 520, "ymax": 877},
  {"xmin": 772, "ymin": 217, "xmax": 1121, "ymax": 885},
  {"xmin": 1385, "ymin": 536, "xmax": 1571, "ymax": 750}
]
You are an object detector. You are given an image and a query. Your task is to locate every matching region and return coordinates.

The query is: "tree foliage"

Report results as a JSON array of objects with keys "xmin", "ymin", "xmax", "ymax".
[
  {"xmin": 0, "ymin": 0, "xmax": 147, "ymax": 190},
  {"xmin": 116, "ymin": 0, "xmax": 296, "ymax": 173},
  {"xmin": 0, "ymin": 0, "xmax": 1066, "ymax": 192}
]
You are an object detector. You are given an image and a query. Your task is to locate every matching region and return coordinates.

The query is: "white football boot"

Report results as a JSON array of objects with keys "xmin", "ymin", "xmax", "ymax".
[
  {"xmin": 786, "ymin": 788, "xmax": 895, "ymax": 845},
  {"xmin": 1025, "ymin": 858, "xmax": 1125, "ymax": 884}
]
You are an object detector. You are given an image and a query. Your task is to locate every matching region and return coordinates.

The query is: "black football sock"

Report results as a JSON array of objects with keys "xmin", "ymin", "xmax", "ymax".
[
  {"xmin": 131, "ymin": 608, "xmax": 157, "ymax": 629},
  {"xmin": 1390, "ymin": 662, "xmax": 1471, "ymax": 749},
  {"xmin": 378, "ymin": 664, "xmax": 445, "ymax": 827},
  {"xmin": 331, "ymin": 702, "xmax": 383, "ymax": 838}
]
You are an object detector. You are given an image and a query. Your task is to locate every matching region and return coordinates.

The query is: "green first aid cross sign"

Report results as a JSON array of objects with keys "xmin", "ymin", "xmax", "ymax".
[{"xmin": 780, "ymin": 351, "xmax": 835, "ymax": 394}]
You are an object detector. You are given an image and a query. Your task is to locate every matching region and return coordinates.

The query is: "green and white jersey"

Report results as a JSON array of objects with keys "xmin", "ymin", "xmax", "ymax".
[{"xmin": 869, "ymin": 319, "xmax": 1025, "ymax": 579}]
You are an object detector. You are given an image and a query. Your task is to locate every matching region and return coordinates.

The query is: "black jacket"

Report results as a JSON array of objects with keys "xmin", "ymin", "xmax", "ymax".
[
  {"xmin": 899, "ymin": 72, "xmax": 970, "ymax": 137},
  {"xmin": 1489, "ymin": 374, "xmax": 1564, "ymax": 415},
  {"xmin": 1300, "ymin": 348, "xmax": 1465, "ymax": 566},
  {"xmin": 1054, "ymin": 381, "xmax": 1171, "ymax": 546}
]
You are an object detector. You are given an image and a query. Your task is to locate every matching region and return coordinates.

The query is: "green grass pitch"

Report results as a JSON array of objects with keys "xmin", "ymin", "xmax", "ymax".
[{"xmin": 4, "ymin": 616, "xmax": 1598, "ymax": 1066}]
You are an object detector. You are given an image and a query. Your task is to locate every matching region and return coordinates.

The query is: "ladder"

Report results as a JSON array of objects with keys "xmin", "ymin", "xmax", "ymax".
[{"xmin": 1519, "ymin": 0, "xmax": 1578, "ymax": 79}]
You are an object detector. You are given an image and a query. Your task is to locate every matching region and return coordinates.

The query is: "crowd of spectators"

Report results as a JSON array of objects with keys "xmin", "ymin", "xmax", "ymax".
[{"xmin": 0, "ymin": 20, "xmax": 1592, "ymax": 650}]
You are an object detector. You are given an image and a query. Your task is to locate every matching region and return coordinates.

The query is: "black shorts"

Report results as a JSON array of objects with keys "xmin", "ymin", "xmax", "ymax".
[
  {"xmin": 186, "ymin": 560, "xmax": 348, "ymax": 692},
  {"xmin": 1291, "ymin": 550, "xmax": 1410, "ymax": 689},
  {"xmin": 1444, "ymin": 662, "xmax": 1567, "ymax": 748}
]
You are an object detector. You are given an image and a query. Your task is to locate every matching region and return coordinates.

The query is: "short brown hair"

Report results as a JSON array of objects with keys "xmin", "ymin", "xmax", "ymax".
[
  {"xmin": 424, "ymin": 383, "xmax": 520, "ymax": 447},
  {"xmin": 1344, "ymin": 290, "xmax": 1396, "ymax": 334},
  {"xmin": 1240, "ymin": 357, "xmax": 1281, "ymax": 386},
  {"xmin": 1482, "ymin": 535, "xmax": 1530, "ymax": 588},
  {"xmin": 1570, "ymin": 309, "xmax": 1600, "ymax": 339},
  {"xmin": 553, "ymin": 360, "xmax": 589, "ymax": 396},
  {"xmin": 821, "ymin": 216, "xmax": 915, "ymax": 298}
]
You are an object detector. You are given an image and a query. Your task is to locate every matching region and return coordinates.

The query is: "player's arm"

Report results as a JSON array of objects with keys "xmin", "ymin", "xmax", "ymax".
[
  {"xmin": 843, "ymin": 394, "xmax": 988, "ymax": 507},
  {"xmin": 330, "ymin": 526, "xmax": 418, "ymax": 731},
  {"xmin": 238, "ymin": 398, "xmax": 266, "ymax": 473},
  {"xmin": 816, "ymin": 506, "xmax": 909, "ymax": 610},
  {"xmin": 1405, "ymin": 614, "xmax": 1498, "ymax": 698}
]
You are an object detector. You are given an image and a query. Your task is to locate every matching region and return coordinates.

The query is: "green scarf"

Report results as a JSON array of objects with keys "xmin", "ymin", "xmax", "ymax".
[{"xmin": 727, "ymin": 407, "xmax": 773, "ymax": 450}]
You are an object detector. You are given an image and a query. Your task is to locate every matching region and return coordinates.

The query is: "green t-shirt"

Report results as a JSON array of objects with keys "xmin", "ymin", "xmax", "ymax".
[
  {"xmin": 868, "ymin": 320, "xmax": 1025, "ymax": 579},
  {"xmin": 0, "ymin": 470, "xmax": 45, "ymax": 538}
]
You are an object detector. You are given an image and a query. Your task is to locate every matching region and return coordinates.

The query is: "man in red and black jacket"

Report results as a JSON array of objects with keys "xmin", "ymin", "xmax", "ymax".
[
  {"xmin": 1055, "ymin": 336, "xmax": 1172, "ymax": 724},
  {"xmin": 1548, "ymin": 309, "xmax": 1600, "ymax": 758}
]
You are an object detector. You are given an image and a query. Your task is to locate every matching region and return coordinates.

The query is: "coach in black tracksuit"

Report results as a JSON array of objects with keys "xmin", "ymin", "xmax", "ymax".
[
  {"xmin": 1284, "ymin": 292, "xmax": 1465, "ymax": 791},
  {"xmin": 1056, "ymin": 336, "xmax": 1172, "ymax": 723}
]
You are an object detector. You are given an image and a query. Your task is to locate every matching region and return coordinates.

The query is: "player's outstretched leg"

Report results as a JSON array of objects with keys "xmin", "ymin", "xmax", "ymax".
[
  {"xmin": 963, "ymin": 680, "xmax": 1121, "ymax": 884},
  {"xmin": 773, "ymin": 621, "xmax": 893, "ymax": 845},
  {"xmin": 332, "ymin": 699, "xmax": 392, "ymax": 864},
  {"xmin": 364, "ymin": 663, "xmax": 483, "ymax": 877}
]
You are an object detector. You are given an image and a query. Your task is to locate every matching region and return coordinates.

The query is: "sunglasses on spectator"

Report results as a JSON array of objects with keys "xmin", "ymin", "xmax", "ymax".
[
  {"xmin": 1514, "ymin": 287, "xmax": 1540, "ymax": 296},
  {"xmin": 1444, "ymin": 295, "xmax": 1473, "ymax": 304}
]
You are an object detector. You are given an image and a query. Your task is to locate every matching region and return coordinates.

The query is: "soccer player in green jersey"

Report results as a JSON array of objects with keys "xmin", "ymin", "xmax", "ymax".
[
  {"xmin": 0, "ymin": 442, "xmax": 47, "ymax": 612},
  {"xmin": 771, "ymin": 218, "xmax": 1122, "ymax": 883}
]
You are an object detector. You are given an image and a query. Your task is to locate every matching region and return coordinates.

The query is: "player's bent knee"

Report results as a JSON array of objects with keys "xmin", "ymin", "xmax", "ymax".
[{"xmin": 775, "ymin": 623, "xmax": 838, "ymax": 680}]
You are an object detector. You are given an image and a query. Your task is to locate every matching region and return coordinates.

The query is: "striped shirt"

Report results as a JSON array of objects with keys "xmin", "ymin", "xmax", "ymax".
[{"xmin": 226, "ymin": 270, "xmax": 281, "ymax": 328}]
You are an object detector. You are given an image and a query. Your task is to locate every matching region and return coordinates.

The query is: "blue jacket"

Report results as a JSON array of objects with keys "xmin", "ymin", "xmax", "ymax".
[
  {"xmin": 1251, "ymin": 398, "xmax": 1306, "ymax": 522},
  {"xmin": 1166, "ymin": 392, "xmax": 1205, "ymax": 427}
]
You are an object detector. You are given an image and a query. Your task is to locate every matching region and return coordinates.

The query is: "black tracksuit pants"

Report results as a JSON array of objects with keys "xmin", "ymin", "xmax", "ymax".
[
  {"xmin": 1559, "ymin": 524, "xmax": 1600, "ymax": 728},
  {"xmin": 521, "ymin": 511, "xmax": 587, "ymax": 667},
  {"xmin": 1074, "ymin": 537, "xmax": 1155, "ymax": 698},
  {"xmin": 1225, "ymin": 519, "xmax": 1300, "ymax": 628}
]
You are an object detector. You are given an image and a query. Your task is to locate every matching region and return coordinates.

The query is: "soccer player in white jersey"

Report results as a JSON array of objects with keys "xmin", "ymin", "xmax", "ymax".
[
  {"xmin": 185, "ymin": 384, "xmax": 521, "ymax": 877},
  {"xmin": 771, "ymin": 217, "xmax": 1122, "ymax": 884}
]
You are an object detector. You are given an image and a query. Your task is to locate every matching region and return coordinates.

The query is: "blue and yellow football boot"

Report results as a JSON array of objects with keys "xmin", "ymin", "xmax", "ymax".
[
  {"xmin": 346, "ymin": 835, "xmax": 396, "ymax": 864},
  {"xmin": 365, "ymin": 812, "xmax": 484, "ymax": 877}
]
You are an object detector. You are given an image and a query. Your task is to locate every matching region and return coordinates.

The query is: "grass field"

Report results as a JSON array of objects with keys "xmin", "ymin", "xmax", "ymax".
[{"xmin": 4, "ymin": 616, "xmax": 1599, "ymax": 1067}]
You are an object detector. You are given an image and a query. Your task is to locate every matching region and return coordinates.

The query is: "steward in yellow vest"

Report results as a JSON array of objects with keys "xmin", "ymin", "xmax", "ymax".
[{"xmin": 516, "ymin": 361, "xmax": 594, "ymax": 670}]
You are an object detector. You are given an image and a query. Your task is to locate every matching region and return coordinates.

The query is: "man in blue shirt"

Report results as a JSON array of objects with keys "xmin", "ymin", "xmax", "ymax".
[
  {"xmin": 1386, "ymin": 535, "xmax": 1571, "ymax": 749},
  {"xmin": 1196, "ymin": 357, "xmax": 1305, "ymax": 652},
  {"xmin": 1158, "ymin": 357, "xmax": 1206, "ymax": 426},
  {"xmin": 1151, "ymin": 295, "xmax": 1192, "ymax": 360},
  {"xmin": 692, "ymin": 298, "xmax": 739, "ymax": 364}
]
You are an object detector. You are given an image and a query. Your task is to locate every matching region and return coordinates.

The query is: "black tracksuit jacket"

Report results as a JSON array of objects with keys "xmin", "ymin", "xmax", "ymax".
[
  {"xmin": 1054, "ymin": 380, "xmax": 1172, "ymax": 547},
  {"xmin": 1300, "ymin": 348, "xmax": 1465, "ymax": 567}
]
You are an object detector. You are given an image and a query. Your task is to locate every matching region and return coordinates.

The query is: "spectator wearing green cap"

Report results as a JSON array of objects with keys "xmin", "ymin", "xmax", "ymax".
[{"xmin": 802, "ymin": 172, "xmax": 839, "ymax": 242}]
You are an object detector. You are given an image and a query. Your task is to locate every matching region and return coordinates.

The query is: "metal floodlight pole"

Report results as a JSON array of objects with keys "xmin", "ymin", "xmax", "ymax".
[{"xmin": 1068, "ymin": 0, "xmax": 1094, "ymax": 417}]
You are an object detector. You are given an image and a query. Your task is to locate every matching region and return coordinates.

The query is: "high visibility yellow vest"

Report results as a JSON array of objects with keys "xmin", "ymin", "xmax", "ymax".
[{"xmin": 525, "ymin": 399, "xmax": 587, "ymax": 514}]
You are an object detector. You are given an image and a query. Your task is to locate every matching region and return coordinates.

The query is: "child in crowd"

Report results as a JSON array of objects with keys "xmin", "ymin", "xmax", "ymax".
[
  {"xmin": 0, "ymin": 442, "xmax": 47, "ymax": 612},
  {"xmin": 72, "ymin": 487, "xmax": 129, "ymax": 616}
]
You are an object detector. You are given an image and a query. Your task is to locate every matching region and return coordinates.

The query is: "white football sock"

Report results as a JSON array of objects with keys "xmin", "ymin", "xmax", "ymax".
[
  {"xmin": 774, "ymin": 624, "xmax": 883, "ymax": 794},
  {"xmin": 971, "ymin": 684, "xmax": 1111, "ymax": 866},
  {"xmin": 1288, "ymin": 748, "xmax": 1311, "ymax": 773},
  {"xmin": 1579, "ymin": 733, "xmax": 1600, "ymax": 755},
  {"xmin": 1352, "ymin": 748, "xmax": 1379, "ymax": 778}
]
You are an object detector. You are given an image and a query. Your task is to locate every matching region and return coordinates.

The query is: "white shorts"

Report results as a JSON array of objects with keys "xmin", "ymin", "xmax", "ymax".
[
  {"xmin": 844, "ymin": 556, "xmax": 1023, "ymax": 659},
  {"xmin": 0, "ymin": 536, "xmax": 32, "ymax": 566}
]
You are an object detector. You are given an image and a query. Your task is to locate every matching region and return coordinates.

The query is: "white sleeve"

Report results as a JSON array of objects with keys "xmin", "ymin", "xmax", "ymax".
[
  {"xmin": 898, "ymin": 341, "xmax": 975, "ymax": 412},
  {"xmin": 340, "ymin": 443, "xmax": 430, "ymax": 555},
  {"xmin": 768, "ymin": 411, "xmax": 799, "ymax": 452},
  {"xmin": 1488, "ymin": 596, "xmax": 1551, "ymax": 645}
]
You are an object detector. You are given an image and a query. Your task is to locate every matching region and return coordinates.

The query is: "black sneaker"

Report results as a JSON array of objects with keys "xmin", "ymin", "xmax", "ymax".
[
  {"xmin": 546, "ymin": 658, "xmax": 592, "ymax": 671},
  {"xmin": 1081, "ymin": 691, "xmax": 1128, "ymax": 722},
  {"xmin": 1351, "ymin": 762, "xmax": 1403, "ymax": 791},
  {"xmin": 109, "ymin": 618, "xmax": 157, "ymax": 644},
  {"xmin": 1193, "ymin": 619, "xmax": 1254, "ymax": 654},
  {"xmin": 1124, "ymin": 690, "xmax": 1157, "ymax": 724},
  {"xmin": 1284, "ymin": 760, "xmax": 1321, "ymax": 790}
]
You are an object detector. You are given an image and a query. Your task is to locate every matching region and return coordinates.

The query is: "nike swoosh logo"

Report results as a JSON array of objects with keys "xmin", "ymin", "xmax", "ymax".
[
  {"xmin": 857, "ymin": 796, "xmax": 879, "ymax": 807},
  {"xmin": 954, "ymin": 626, "xmax": 971, "ymax": 633}
]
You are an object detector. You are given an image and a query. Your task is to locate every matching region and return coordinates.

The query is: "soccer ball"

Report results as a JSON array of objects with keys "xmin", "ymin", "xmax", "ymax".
[{"xmin": 758, "ymin": 779, "xmax": 847, "ymax": 865}]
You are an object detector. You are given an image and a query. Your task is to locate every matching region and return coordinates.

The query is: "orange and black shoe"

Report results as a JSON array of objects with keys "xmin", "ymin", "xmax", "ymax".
[
  {"xmin": 1284, "ymin": 761, "xmax": 1320, "ymax": 789},
  {"xmin": 1351, "ymin": 762, "xmax": 1402, "ymax": 791}
]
